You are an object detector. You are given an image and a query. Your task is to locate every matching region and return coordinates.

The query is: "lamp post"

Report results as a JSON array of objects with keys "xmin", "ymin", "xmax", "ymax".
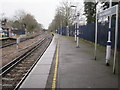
[
  {"xmin": 61, "ymin": 21, "xmax": 62, "ymax": 35},
  {"xmin": 74, "ymin": 20, "xmax": 77, "ymax": 42},
  {"xmin": 71, "ymin": 5, "xmax": 77, "ymax": 42},
  {"xmin": 66, "ymin": 7, "xmax": 69, "ymax": 36},
  {"xmin": 76, "ymin": 12, "xmax": 80, "ymax": 48}
]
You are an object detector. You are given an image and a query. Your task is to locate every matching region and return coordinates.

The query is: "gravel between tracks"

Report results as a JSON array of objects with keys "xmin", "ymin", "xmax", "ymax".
[
  {"xmin": 1, "ymin": 32, "xmax": 49, "ymax": 66},
  {"xmin": 2, "ymin": 34, "xmax": 53, "ymax": 89}
]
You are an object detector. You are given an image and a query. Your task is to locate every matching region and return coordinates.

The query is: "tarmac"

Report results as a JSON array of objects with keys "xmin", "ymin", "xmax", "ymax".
[
  {"xmin": 56, "ymin": 35, "xmax": 118, "ymax": 88},
  {"xmin": 20, "ymin": 34, "xmax": 119, "ymax": 89}
]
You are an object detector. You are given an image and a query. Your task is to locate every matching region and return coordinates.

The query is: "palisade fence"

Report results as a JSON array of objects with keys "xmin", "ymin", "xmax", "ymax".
[{"xmin": 57, "ymin": 19, "xmax": 120, "ymax": 51}]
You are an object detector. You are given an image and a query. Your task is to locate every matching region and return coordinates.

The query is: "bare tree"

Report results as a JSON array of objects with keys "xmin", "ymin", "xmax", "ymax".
[
  {"xmin": 13, "ymin": 10, "xmax": 26, "ymax": 21},
  {"xmin": 48, "ymin": 1, "xmax": 74, "ymax": 31},
  {"xmin": 9, "ymin": 10, "xmax": 43, "ymax": 32}
]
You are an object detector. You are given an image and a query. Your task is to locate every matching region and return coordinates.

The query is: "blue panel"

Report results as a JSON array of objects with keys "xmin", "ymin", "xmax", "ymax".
[{"xmin": 56, "ymin": 19, "xmax": 120, "ymax": 51}]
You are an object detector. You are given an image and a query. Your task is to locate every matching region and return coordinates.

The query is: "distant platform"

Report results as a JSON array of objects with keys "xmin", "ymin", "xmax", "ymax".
[
  {"xmin": 0, "ymin": 37, "xmax": 9, "ymax": 40},
  {"xmin": 0, "ymin": 37, "xmax": 16, "ymax": 41}
]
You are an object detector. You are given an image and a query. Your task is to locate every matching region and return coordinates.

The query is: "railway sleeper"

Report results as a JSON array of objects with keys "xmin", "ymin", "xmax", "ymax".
[
  {"xmin": 21, "ymin": 61, "xmax": 33, "ymax": 65},
  {"xmin": 15, "ymin": 67, "xmax": 27, "ymax": 69},
  {"xmin": 17, "ymin": 69, "xmax": 28, "ymax": 72},
  {"xmin": 20, "ymin": 61, "xmax": 32, "ymax": 64},
  {"xmin": 2, "ymin": 78, "xmax": 14, "ymax": 81},
  {"xmin": 2, "ymin": 84, "xmax": 13, "ymax": 87},
  {"xmin": 5, "ymin": 73, "xmax": 21, "ymax": 77}
]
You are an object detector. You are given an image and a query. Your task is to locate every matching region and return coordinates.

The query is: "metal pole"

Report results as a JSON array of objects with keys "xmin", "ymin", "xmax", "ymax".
[
  {"xmin": 61, "ymin": 21, "xmax": 62, "ymax": 35},
  {"xmin": 76, "ymin": 13, "xmax": 79, "ymax": 48},
  {"xmin": 113, "ymin": 5, "xmax": 118, "ymax": 74},
  {"xmin": 67, "ymin": 26, "xmax": 69, "ymax": 36},
  {"xmin": 68, "ymin": 23, "xmax": 69, "ymax": 36},
  {"xmin": 67, "ymin": 7, "xmax": 69, "ymax": 36},
  {"xmin": 16, "ymin": 37, "xmax": 20, "ymax": 49},
  {"xmin": 105, "ymin": 0, "xmax": 112, "ymax": 66},
  {"xmin": 94, "ymin": 3, "xmax": 98, "ymax": 60},
  {"xmin": 71, "ymin": 5, "xmax": 77, "ymax": 42},
  {"xmin": 75, "ymin": 23, "xmax": 77, "ymax": 42}
]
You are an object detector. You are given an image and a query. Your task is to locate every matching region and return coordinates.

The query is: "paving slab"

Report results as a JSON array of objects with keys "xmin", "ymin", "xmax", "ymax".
[
  {"xmin": 30, "ymin": 65, "xmax": 51, "ymax": 75},
  {"xmin": 37, "ymin": 57, "xmax": 53, "ymax": 65},
  {"xmin": 20, "ymin": 75, "xmax": 48, "ymax": 88}
]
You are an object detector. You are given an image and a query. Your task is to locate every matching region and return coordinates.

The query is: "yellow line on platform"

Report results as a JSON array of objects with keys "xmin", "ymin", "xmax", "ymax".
[{"xmin": 52, "ymin": 40, "xmax": 59, "ymax": 90}]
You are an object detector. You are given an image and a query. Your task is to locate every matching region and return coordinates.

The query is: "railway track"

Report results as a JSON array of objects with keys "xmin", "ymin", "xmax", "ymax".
[
  {"xmin": 0, "ymin": 34, "xmax": 53, "ymax": 90},
  {"xmin": 0, "ymin": 38, "xmax": 16, "ymax": 48},
  {"xmin": 0, "ymin": 32, "xmax": 44, "ymax": 48}
]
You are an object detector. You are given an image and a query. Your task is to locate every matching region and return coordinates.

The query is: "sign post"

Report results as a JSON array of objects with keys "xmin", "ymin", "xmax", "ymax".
[
  {"xmin": 76, "ymin": 12, "xmax": 80, "ymax": 48},
  {"xmin": 95, "ymin": 5, "xmax": 118, "ymax": 74},
  {"xmin": 106, "ymin": 0, "xmax": 112, "ymax": 66},
  {"xmin": 74, "ymin": 22, "xmax": 77, "ymax": 42},
  {"xmin": 113, "ymin": 5, "xmax": 118, "ymax": 74},
  {"xmin": 16, "ymin": 37, "xmax": 20, "ymax": 49}
]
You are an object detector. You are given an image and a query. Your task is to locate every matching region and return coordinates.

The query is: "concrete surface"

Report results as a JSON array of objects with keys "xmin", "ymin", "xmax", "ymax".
[
  {"xmin": 19, "ymin": 35, "xmax": 57, "ymax": 89},
  {"xmin": 56, "ymin": 35, "xmax": 118, "ymax": 88}
]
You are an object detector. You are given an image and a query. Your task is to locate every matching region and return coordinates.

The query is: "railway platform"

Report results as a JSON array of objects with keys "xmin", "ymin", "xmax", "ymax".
[
  {"xmin": 19, "ymin": 34, "xmax": 58, "ymax": 89},
  {"xmin": 19, "ymin": 34, "xmax": 118, "ymax": 89}
]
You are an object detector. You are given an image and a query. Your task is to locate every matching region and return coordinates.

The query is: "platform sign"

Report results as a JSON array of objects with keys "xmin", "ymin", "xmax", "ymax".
[
  {"xmin": 95, "ymin": 5, "xmax": 118, "ymax": 74},
  {"xmin": 97, "ymin": 5, "xmax": 117, "ymax": 19}
]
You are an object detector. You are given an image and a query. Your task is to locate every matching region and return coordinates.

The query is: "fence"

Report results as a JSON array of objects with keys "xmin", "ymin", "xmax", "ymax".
[{"xmin": 57, "ymin": 19, "xmax": 120, "ymax": 51}]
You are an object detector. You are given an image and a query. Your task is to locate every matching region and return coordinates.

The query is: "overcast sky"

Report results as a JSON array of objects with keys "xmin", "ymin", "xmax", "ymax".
[{"xmin": 0, "ymin": 0, "xmax": 84, "ymax": 29}]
